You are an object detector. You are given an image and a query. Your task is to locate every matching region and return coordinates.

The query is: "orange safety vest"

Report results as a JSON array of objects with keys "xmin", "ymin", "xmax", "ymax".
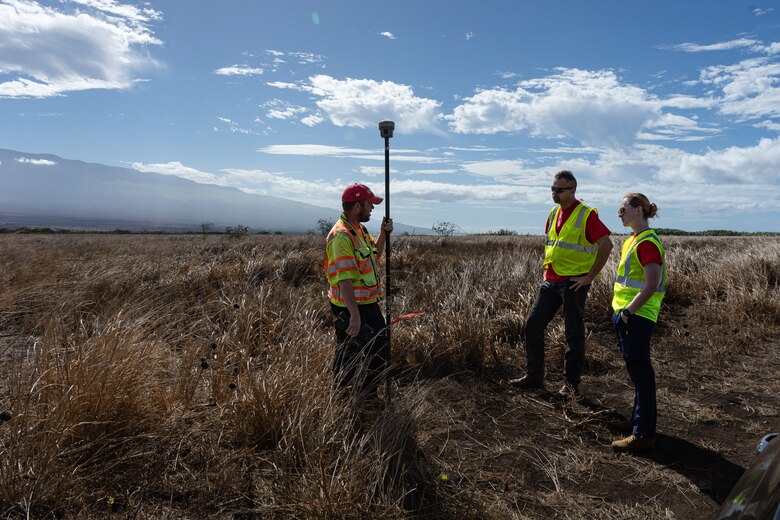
[{"xmin": 324, "ymin": 215, "xmax": 382, "ymax": 306}]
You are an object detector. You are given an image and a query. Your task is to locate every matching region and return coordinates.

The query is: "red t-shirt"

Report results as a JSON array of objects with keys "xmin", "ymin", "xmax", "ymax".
[
  {"xmin": 634, "ymin": 236, "xmax": 663, "ymax": 266},
  {"xmin": 545, "ymin": 201, "xmax": 611, "ymax": 282}
]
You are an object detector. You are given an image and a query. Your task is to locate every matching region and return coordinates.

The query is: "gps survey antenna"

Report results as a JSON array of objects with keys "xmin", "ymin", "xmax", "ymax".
[{"xmin": 378, "ymin": 120, "xmax": 394, "ymax": 406}]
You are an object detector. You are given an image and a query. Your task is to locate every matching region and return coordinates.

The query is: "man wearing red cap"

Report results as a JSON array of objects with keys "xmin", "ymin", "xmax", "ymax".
[{"xmin": 324, "ymin": 183, "xmax": 393, "ymax": 402}]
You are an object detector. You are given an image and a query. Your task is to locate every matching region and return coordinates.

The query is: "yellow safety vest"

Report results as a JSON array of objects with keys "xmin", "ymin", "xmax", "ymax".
[
  {"xmin": 611, "ymin": 230, "xmax": 667, "ymax": 322},
  {"xmin": 542, "ymin": 203, "xmax": 599, "ymax": 276},
  {"xmin": 324, "ymin": 215, "xmax": 382, "ymax": 306}
]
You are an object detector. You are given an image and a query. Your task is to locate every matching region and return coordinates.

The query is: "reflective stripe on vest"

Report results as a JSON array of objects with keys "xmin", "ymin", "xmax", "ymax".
[
  {"xmin": 328, "ymin": 283, "xmax": 381, "ymax": 304},
  {"xmin": 545, "ymin": 239, "xmax": 599, "ymax": 254},
  {"xmin": 615, "ymin": 232, "xmax": 667, "ymax": 292},
  {"xmin": 542, "ymin": 203, "xmax": 599, "ymax": 276},
  {"xmin": 327, "ymin": 255, "xmax": 375, "ymax": 278},
  {"xmin": 611, "ymin": 230, "xmax": 667, "ymax": 322}
]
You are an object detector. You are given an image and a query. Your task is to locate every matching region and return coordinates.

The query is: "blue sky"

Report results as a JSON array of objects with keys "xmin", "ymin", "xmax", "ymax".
[{"xmin": 2, "ymin": 0, "xmax": 780, "ymax": 233}]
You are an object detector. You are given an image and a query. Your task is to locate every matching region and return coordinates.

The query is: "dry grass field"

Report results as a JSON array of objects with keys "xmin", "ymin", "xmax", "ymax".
[{"xmin": 0, "ymin": 233, "xmax": 779, "ymax": 519}]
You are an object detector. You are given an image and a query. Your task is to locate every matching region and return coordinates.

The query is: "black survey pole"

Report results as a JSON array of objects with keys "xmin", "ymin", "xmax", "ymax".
[{"xmin": 378, "ymin": 120, "xmax": 394, "ymax": 406}]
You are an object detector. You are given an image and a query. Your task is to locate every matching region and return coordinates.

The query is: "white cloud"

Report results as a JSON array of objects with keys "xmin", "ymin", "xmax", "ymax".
[
  {"xmin": 520, "ymin": 136, "xmax": 780, "ymax": 192},
  {"xmin": 657, "ymin": 37, "xmax": 780, "ymax": 121},
  {"xmin": 132, "ymin": 161, "xmax": 224, "ymax": 185},
  {"xmin": 662, "ymin": 95, "xmax": 717, "ymax": 110},
  {"xmin": 257, "ymin": 143, "xmax": 446, "ymax": 164},
  {"xmin": 259, "ymin": 144, "xmax": 378, "ymax": 157},
  {"xmin": 753, "ymin": 7, "xmax": 773, "ymax": 16},
  {"xmin": 221, "ymin": 168, "xmax": 339, "ymax": 203},
  {"xmin": 69, "ymin": 0, "xmax": 161, "ymax": 25},
  {"xmin": 637, "ymin": 133, "xmax": 712, "ymax": 142},
  {"xmin": 535, "ymin": 145, "xmax": 604, "ymax": 155},
  {"xmin": 268, "ymin": 74, "xmax": 444, "ymax": 134},
  {"xmin": 262, "ymin": 99, "xmax": 308, "ymax": 120},
  {"xmin": 662, "ymin": 136, "xmax": 780, "ymax": 184},
  {"xmin": 447, "ymin": 87, "xmax": 532, "ymax": 134},
  {"xmin": 215, "ymin": 116, "xmax": 257, "ymax": 135},
  {"xmin": 449, "ymin": 69, "xmax": 666, "ymax": 148},
  {"xmin": 0, "ymin": 0, "xmax": 162, "ymax": 98},
  {"xmin": 664, "ymin": 38, "xmax": 763, "ymax": 53},
  {"xmin": 639, "ymin": 113, "xmax": 721, "ymax": 140},
  {"xmin": 256, "ymin": 130, "xmax": 780, "ymax": 208},
  {"xmin": 262, "ymin": 49, "xmax": 327, "ymax": 70},
  {"xmin": 285, "ymin": 51, "xmax": 327, "ymax": 66},
  {"xmin": 461, "ymin": 159, "xmax": 533, "ymax": 180},
  {"xmin": 406, "ymin": 169, "xmax": 459, "ymax": 175},
  {"xmin": 266, "ymin": 80, "xmax": 307, "ymax": 91},
  {"xmin": 301, "ymin": 114, "xmax": 324, "ymax": 127},
  {"xmin": 213, "ymin": 65, "xmax": 264, "ymax": 76},
  {"xmin": 391, "ymin": 179, "xmax": 533, "ymax": 203},
  {"xmin": 448, "ymin": 68, "xmax": 729, "ymax": 147},
  {"xmin": 136, "ymin": 135, "xmax": 780, "ymax": 223},
  {"xmin": 514, "ymin": 70, "xmax": 662, "ymax": 146},
  {"xmin": 663, "ymin": 36, "xmax": 780, "ymax": 56},
  {"xmin": 14, "ymin": 156, "xmax": 56, "ymax": 165},
  {"xmin": 755, "ymin": 120, "xmax": 780, "ymax": 132},
  {"xmin": 699, "ymin": 57, "xmax": 780, "ymax": 120},
  {"xmin": 465, "ymin": 32, "xmax": 474, "ymax": 41},
  {"xmin": 359, "ymin": 166, "xmax": 385, "ymax": 177},
  {"xmin": 379, "ymin": 31, "xmax": 396, "ymax": 40},
  {"xmin": 441, "ymin": 146, "xmax": 505, "ymax": 153},
  {"xmin": 131, "ymin": 161, "xmax": 341, "ymax": 206}
]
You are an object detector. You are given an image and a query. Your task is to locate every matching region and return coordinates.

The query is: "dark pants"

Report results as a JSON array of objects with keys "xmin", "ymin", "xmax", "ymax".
[
  {"xmin": 612, "ymin": 311, "xmax": 656, "ymax": 438},
  {"xmin": 331, "ymin": 302, "xmax": 389, "ymax": 399},
  {"xmin": 524, "ymin": 280, "xmax": 589, "ymax": 386}
]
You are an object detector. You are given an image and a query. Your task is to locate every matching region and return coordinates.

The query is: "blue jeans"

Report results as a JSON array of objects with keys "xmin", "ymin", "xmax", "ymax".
[
  {"xmin": 524, "ymin": 280, "xmax": 589, "ymax": 386},
  {"xmin": 612, "ymin": 311, "xmax": 656, "ymax": 438}
]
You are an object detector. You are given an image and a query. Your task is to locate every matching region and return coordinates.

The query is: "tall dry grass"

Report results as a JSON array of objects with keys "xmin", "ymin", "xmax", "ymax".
[{"xmin": 0, "ymin": 233, "xmax": 778, "ymax": 518}]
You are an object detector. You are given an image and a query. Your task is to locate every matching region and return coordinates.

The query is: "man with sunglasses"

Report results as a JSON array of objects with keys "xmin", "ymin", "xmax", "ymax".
[
  {"xmin": 510, "ymin": 170, "xmax": 613, "ymax": 397},
  {"xmin": 325, "ymin": 183, "xmax": 393, "ymax": 404}
]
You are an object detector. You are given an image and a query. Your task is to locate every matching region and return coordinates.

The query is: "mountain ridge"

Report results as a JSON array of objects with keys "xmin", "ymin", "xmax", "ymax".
[{"xmin": 0, "ymin": 149, "xmax": 426, "ymax": 234}]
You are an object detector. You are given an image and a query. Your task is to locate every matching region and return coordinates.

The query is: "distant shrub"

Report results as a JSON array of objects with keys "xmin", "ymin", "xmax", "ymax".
[
  {"xmin": 656, "ymin": 228, "xmax": 780, "ymax": 236},
  {"xmin": 225, "ymin": 224, "xmax": 249, "ymax": 239},
  {"xmin": 317, "ymin": 218, "xmax": 335, "ymax": 237},
  {"xmin": 432, "ymin": 220, "xmax": 457, "ymax": 238},
  {"xmin": 12, "ymin": 227, "xmax": 56, "ymax": 234},
  {"xmin": 480, "ymin": 228, "xmax": 518, "ymax": 236}
]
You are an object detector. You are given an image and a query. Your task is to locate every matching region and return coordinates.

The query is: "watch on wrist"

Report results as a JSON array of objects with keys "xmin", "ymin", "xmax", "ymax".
[{"xmin": 621, "ymin": 308, "xmax": 632, "ymax": 318}]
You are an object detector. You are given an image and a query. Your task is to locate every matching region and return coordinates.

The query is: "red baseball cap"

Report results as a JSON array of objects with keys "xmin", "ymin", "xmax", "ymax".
[{"xmin": 341, "ymin": 183, "xmax": 383, "ymax": 204}]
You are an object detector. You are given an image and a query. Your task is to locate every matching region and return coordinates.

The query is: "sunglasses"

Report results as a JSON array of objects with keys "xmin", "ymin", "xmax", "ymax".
[
  {"xmin": 551, "ymin": 186, "xmax": 574, "ymax": 193},
  {"xmin": 618, "ymin": 205, "xmax": 636, "ymax": 216}
]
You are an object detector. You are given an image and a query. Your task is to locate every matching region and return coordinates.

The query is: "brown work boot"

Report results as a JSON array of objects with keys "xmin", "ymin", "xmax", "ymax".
[
  {"xmin": 611, "ymin": 435, "xmax": 655, "ymax": 453},
  {"xmin": 508, "ymin": 375, "xmax": 543, "ymax": 390},
  {"xmin": 607, "ymin": 419, "xmax": 633, "ymax": 434}
]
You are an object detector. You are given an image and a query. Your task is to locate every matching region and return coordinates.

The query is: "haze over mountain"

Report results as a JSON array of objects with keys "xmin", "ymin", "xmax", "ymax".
[{"xmin": 0, "ymin": 150, "xmax": 424, "ymax": 234}]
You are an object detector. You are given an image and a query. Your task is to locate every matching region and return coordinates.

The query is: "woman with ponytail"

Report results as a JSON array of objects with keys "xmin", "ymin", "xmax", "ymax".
[{"xmin": 610, "ymin": 193, "xmax": 666, "ymax": 453}]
